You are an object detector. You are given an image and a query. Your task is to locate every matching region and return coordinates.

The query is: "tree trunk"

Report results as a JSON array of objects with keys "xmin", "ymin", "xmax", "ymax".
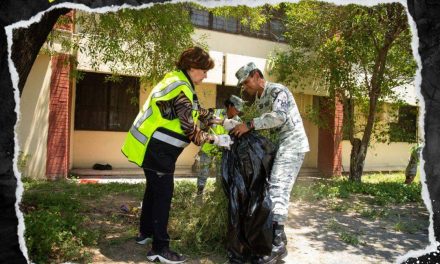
[
  {"xmin": 0, "ymin": 1, "xmax": 168, "ymax": 263},
  {"xmin": 0, "ymin": 26, "xmax": 28, "ymax": 264},
  {"xmin": 349, "ymin": 138, "xmax": 364, "ymax": 182},
  {"xmin": 0, "ymin": 8, "xmax": 68, "ymax": 263},
  {"xmin": 12, "ymin": 8, "xmax": 70, "ymax": 94},
  {"xmin": 348, "ymin": 94, "xmax": 378, "ymax": 182},
  {"xmin": 405, "ymin": 146, "xmax": 421, "ymax": 184}
]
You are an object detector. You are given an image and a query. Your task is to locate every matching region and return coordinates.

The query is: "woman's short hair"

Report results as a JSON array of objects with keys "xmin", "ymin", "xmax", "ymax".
[{"xmin": 176, "ymin": 46, "xmax": 215, "ymax": 71}]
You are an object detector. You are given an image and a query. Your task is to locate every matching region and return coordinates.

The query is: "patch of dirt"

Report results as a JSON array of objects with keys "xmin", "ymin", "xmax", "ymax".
[
  {"xmin": 82, "ymin": 193, "xmax": 227, "ymax": 263},
  {"xmin": 282, "ymin": 199, "xmax": 429, "ymax": 264},
  {"xmin": 84, "ymin": 193, "xmax": 429, "ymax": 264}
]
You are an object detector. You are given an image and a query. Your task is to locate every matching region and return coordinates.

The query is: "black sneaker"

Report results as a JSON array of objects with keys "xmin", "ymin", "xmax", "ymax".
[
  {"xmin": 136, "ymin": 234, "xmax": 152, "ymax": 245},
  {"xmin": 147, "ymin": 248, "xmax": 186, "ymax": 263},
  {"xmin": 251, "ymin": 244, "xmax": 287, "ymax": 264}
]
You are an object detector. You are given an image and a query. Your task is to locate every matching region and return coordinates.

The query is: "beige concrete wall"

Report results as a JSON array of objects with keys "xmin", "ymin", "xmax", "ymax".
[
  {"xmin": 73, "ymin": 130, "xmax": 138, "ymax": 168},
  {"xmin": 72, "ymin": 81, "xmax": 217, "ymax": 169},
  {"xmin": 340, "ymin": 100, "xmax": 417, "ymax": 171},
  {"xmin": 17, "ymin": 55, "xmax": 51, "ymax": 178},
  {"xmin": 294, "ymin": 93, "xmax": 318, "ymax": 167},
  {"xmin": 72, "ymin": 29, "xmax": 319, "ymax": 169},
  {"xmin": 194, "ymin": 29, "xmax": 289, "ymax": 59},
  {"xmin": 341, "ymin": 141, "xmax": 415, "ymax": 172}
]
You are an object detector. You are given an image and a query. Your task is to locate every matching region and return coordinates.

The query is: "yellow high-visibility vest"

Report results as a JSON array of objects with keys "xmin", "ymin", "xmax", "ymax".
[
  {"xmin": 121, "ymin": 70, "xmax": 199, "ymax": 166},
  {"xmin": 201, "ymin": 109, "xmax": 227, "ymax": 156}
]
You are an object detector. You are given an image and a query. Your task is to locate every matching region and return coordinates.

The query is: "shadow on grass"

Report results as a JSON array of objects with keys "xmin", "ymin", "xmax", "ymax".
[{"xmin": 286, "ymin": 178, "xmax": 429, "ymax": 263}]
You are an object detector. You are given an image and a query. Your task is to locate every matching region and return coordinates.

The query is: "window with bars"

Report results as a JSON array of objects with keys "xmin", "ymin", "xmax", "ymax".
[
  {"xmin": 213, "ymin": 16, "xmax": 238, "ymax": 33},
  {"xmin": 389, "ymin": 105, "xmax": 418, "ymax": 143},
  {"xmin": 269, "ymin": 19, "xmax": 285, "ymax": 41},
  {"xmin": 189, "ymin": 7, "xmax": 286, "ymax": 42},
  {"xmin": 190, "ymin": 9, "xmax": 210, "ymax": 28},
  {"xmin": 74, "ymin": 72, "xmax": 139, "ymax": 132},
  {"xmin": 215, "ymin": 84, "xmax": 255, "ymax": 109}
]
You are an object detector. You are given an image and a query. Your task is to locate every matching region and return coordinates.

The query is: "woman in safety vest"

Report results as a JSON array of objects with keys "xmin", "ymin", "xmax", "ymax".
[{"xmin": 122, "ymin": 47, "xmax": 233, "ymax": 263}]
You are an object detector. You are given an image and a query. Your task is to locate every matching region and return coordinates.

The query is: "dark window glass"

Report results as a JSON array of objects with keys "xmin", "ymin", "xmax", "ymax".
[
  {"xmin": 269, "ymin": 20, "xmax": 285, "ymax": 41},
  {"xmin": 215, "ymin": 84, "xmax": 256, "ymax": 110},
  {"xmin": 188, "ymin": 7, "xmax": 286, "ymax": 42},
  {"xmin": 256, "ymin": 23, "xmax": 270, "ymax": 38},
  {"xmin": 389, "ymin": 105, "xmax": 418, "ymax": 143},
  {"xmin": 225, "ymin": 17, "xmax": 238, "ymax": 33},
  {"xmin": 212, "ymin": 16, "xmax": 226, "ymax": 31},
  {"xmin": 213, "ymin": 16, "xmax": 238, "ymax": 33},
  {"xmin": 75, "ymin": 72, "xmax": 139, "ymax": 132},
  {"xmin": 190, "ymin": 9, "xmax": 209, "ymax": 28},
  {"xmin": 240, "ymin": 20, "xmax": 270, "ymax": 39}
]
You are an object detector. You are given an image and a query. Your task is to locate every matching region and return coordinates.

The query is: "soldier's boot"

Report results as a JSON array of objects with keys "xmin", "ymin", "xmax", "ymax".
[
  {"xmin": 251, "ymin": 244, "xmax": 287, "ymax": 264},
  {"xmin": 273, "ymin": 222, "xmax": 287, "ymax": 246},
  {"xmin": 196, "ymin": 185, "xmax": 204, "ymax": 196},
  {"xmin": 251, "ymin": 222, "xmax": 287, "ymax": 264},
  {"xmin": 195, "ymin": 185, "xmax": 204, "ymax": 205}
]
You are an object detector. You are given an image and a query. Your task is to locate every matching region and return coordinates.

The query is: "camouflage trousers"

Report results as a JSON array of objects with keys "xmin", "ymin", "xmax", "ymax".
[
  {"xmin": 270, "ymin": 152, "xmax": 305, "ymax": 223},
  {"xmin": 196, "ymin": 152, "xmax": 221, "ymax": 189}
]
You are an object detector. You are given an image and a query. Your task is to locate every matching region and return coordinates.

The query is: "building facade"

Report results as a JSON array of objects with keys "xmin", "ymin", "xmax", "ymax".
[{"xmin": 16, "ymin": 9, "xmax": 418, "ymax": 179}]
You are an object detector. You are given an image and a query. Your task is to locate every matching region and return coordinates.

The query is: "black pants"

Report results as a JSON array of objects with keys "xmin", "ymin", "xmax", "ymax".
[{"xmin": 139, "ymin": 168, "xmax": 174, "ymax": 251}]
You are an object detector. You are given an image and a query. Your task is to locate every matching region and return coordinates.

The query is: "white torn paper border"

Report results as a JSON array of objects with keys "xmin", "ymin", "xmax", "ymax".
[{"xmin": 4, "ymin": 0, "xmax": 435, "ymax": 263}]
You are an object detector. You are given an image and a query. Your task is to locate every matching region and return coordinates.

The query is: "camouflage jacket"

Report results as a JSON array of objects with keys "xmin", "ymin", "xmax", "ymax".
[{"xmin": 253, "ymin": 81, "xmax": 310, "ymax": 153}]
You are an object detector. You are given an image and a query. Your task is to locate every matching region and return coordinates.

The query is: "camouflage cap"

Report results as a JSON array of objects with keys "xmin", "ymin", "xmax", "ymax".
[
  {"xmin": 235, "ymin": 62, "xmax": 258, "ymax": 87},
  {"xmin": 229, "ymin": 95, "xmax": 246, "ymax": 112}
]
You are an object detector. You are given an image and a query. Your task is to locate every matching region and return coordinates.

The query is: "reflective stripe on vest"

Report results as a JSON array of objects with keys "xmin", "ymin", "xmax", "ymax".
[
  {"xmin": 121, "ymin": 70, "xmax": 198, "ymax": 167},
  {"xmin": 129, "ymin": 81, "xmax": 194, "ymax": 145},
  {"xmin": 152, "ymin": 80, "xmax": 194, "ymax": 99},
  {"xmin": 130, "ymin": 107, "xmax": 153, "ymax": 144},
  {"xmin": 152, "ymin": 131, "xmax": 190, "ymax": 148}
]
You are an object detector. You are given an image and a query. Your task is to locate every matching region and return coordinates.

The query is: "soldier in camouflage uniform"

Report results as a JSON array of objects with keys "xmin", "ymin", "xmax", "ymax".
[
  {"xmin": 231, "ymin": 62, "xmax": 310, "ymax": 264},
  {"xmin": 196, "ymin": 95, "xmax": 244, "ymax": 196}
]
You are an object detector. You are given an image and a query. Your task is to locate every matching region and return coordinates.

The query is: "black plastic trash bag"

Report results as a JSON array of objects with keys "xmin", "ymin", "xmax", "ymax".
[{"xmin": 221, "ymin": 132, "xmax": 277, "ymax": 263}]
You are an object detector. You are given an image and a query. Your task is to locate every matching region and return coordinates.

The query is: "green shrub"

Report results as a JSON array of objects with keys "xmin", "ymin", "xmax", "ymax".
[
  {"xmin": 24, "ymin": 204, "xmax": 95, "ymax": 263},
  {"xmin": 170, "ymin": 180, "xmax": 228, "ymax": 255},
  {"xmin": 23, "ymin": 180, "xmax": 101, "ymax": 263},
  {"xmin": 292, "ymin": 173, "xmax": 422, "ymax": 205},
  {"xmin": 24, "ymin": 178, "xmax": 229, "ymax": 261}
]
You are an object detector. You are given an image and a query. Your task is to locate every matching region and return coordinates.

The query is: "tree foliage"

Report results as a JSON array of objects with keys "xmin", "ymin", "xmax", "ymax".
[
  {"xmin": 75, "ymin": 3, "xmax": 196, "ymax": 83},
  {"xmin": 45, "ymin": 3, "xmax": 275, "ymax": 84},
  {"xmin": 273, "ymin": 0, "xmax": 416, "ymax": 181},
  {"xmin": 210, "ymin": 4, "xmax": 275, "ymax": 31}
]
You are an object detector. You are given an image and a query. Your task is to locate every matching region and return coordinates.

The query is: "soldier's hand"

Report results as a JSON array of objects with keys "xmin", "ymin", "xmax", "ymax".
[
  {"xmin": 231, "ymin": 123, "xmax": 250, "ymax": 138},
  {"xmin": 208, "ymin": 118, "xmax": 223, "ymax": 126},
  {"xmin": 223, "ymin": 119, "xmax": 241, "ymax": 131}
]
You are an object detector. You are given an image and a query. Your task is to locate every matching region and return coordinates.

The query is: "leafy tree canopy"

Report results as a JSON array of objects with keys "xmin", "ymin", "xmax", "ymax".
[
  {"xmin": 46, "ymin": 3, "xmax": 276, "ymax": 85},
  {"xmin": 74, "ymin": 3, "xmax": 195, "ymax": 84},
  {"xmin": 274, "ymin": 0, "xmax": 415, "ymax": 101},
  {"xmin": 272, "ymin": 0, "xmax": 416, "ymax": 180}
]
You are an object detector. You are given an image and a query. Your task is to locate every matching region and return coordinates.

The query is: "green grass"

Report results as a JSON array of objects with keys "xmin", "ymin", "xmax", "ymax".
[
  {"xmin": 358, "ymin": 207, "xmax": 390, "ymax": 220},
  {"xmin": 292, "ymin": 172, "xmax": 422, "ymax": 205},
  {"xmin": 326, "ymin": 218, "xmax": 363, "ymax": 246},
  {"xmin": 22, "ymin": 172, "xmax": 423, "ymax": 262},
  {"xmin": 23, "ymin": 179, "xmax": 100, "ymax": 263},
  {"xmin": 22, "ymin": 178, "xmax": 228, "ymax": 263},
  {"xmin": 393, "ymin": 221, "xmax": 419, "ymax": 234}
]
